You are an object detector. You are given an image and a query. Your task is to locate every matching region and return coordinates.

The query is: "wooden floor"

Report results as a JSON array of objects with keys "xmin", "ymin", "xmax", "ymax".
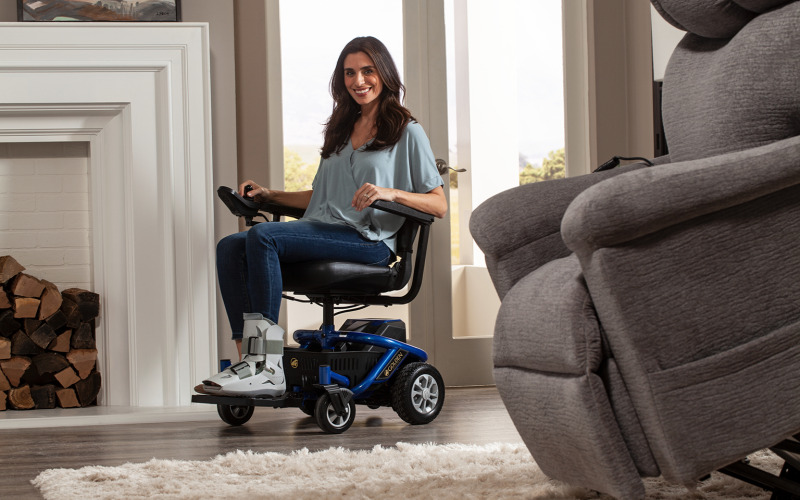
[{"xmin": 0, "ymin": 386, "xmax": 522, "ymax": 499}]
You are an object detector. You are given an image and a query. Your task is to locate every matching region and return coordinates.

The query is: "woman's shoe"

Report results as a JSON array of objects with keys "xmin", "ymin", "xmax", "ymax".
[
  {"xmin": 200, "ymin": 357, "xmax": 285, "ymax": 397},
  {"xmin": 197, "ymin": 313, "xmax": 286, "ymax": 397}
]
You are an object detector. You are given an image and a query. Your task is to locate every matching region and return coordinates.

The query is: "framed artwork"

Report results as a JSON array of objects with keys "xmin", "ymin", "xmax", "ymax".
[{"xmin": 18, "ymin": 0, "xmax": 182, "ymax": 22}]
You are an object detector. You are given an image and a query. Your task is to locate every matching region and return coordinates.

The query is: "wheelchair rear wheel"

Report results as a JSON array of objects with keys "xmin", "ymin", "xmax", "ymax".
[{"xmin": 391, "ymin": 362, "xmax": 444, "ymax": 425}]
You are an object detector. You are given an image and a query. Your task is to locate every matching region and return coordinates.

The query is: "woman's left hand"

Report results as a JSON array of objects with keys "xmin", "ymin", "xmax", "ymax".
[{"xmin": 352, "ymin": 183, "xmax": 396, "ymax": 211}]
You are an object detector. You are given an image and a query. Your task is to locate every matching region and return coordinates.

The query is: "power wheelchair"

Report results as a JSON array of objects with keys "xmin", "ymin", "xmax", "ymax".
[{"xmin": 191, "ymin": 185, "xmax": 445, "ymax": 434}]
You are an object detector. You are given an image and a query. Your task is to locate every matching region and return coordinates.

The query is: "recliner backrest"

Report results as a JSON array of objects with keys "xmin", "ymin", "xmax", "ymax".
[
  {"xmin": 650, "ymin": 0, "xmax": 794, "ymax": 37},
  {"xmin": 652, "ymin": 0, "xmax": 800, "ymax": 162}
]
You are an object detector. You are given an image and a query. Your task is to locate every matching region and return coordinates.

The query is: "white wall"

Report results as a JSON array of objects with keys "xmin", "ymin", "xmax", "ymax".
[
  {"xmin": 451, "ymin": 266, "xmax": 500, "ymax": 338},
  {"xmin": 0, "ymin": 2, "xmax": 14, "ymax": 21},
  {"xmin": 650, "ymin": 5, "xmax": 685, "ymax": 81}
]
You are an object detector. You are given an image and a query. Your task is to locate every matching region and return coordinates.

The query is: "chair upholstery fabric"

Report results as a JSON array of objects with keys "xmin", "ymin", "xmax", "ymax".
[
  {"xmin": 470, "ymin": 0, "xmax": 800, "ymax": 497},
  {"xmin": 493, "ymin": 255, "xmax": 658, "ymax": 498},
  {"xmin": 650, "ymin": 0, "xmax": 795, "ymax": 37},
  {"xmin": 662, "ymin": 2, "xmax": 800, "ymax": 162}
]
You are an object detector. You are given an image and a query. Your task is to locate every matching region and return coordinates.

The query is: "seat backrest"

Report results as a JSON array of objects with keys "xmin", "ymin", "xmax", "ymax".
[
  {"xmin": 389, "ymin": 218, "xmax": 420, "ymax": 291},
  {"xmin": 652, "ymin": 0, "xmax": 800, "ymax": 162}
]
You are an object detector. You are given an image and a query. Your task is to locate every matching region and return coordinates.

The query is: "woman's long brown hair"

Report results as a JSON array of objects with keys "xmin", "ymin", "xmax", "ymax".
[{"xmin": 321, "ymin": 36, "xmax": 413, "ymax": 159}]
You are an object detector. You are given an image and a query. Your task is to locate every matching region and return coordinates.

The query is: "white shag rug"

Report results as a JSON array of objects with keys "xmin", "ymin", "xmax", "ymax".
[{"xmin": 32, "ymin": 442, "xmax": 779, "ymax": 500}]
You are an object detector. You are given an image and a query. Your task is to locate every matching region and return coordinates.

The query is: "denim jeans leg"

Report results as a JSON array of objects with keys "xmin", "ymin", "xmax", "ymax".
[
  {"xmin": 216, "ymin": 221, "xmax": 392, "ymax": 339},
  {"xmin": 216, "ymin": 231, "xmax": 250, "ymax": 338},
  {"xmin": 244, "ymin": 220, "xmax": 392, "ymax": 325}
]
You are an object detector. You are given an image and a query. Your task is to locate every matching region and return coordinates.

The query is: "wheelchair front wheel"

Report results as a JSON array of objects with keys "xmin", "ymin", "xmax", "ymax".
[
  {"xmin": 217, "ymin": 404, "xmax": 255, "ymax": 426},
  {"xmin": 315, "ymin": 393, "xmax": 356, "ymax": 434}
]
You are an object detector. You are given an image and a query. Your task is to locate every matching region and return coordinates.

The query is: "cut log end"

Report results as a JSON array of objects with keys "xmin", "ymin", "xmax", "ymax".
[
  {"xmin": 13, "ymin": 297, "xmax": 40, "ymax": 319},
  {"xmin": 9, "ymin": 385, "xmax": 35, "ymax": 410},
  {"xmin": 75, "ymin": 372, "xmax": 101, "ymax": 407},
  {"xmin": 0, "ymin": 255, "xmax": 25, "ymax": 284},
  {"xmin": 56, "ymin": 388, "xmax": 80, "ymax": 408}
]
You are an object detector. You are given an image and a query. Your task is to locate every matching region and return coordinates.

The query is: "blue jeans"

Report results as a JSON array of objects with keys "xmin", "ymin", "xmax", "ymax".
[{"xmin": 216, "ymin": 220, "xmax": 392, "ymax": 339}]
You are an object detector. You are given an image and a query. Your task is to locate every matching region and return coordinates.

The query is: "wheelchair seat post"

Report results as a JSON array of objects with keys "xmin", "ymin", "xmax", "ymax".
[{"xmin": 322, "ymin": 297, "xmax": 336, "ymax": 332}]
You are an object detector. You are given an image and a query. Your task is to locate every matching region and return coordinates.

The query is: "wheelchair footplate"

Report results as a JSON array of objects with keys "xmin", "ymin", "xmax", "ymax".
[{"xmin": 191, "ymin": 392, "xmax": 299, "ymax": 408}]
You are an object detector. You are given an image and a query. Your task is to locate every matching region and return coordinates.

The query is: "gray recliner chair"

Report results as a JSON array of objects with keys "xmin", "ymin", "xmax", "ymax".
[{"xmin": 470, "ymin": 0, "xmax": 800, "ymax": 498}]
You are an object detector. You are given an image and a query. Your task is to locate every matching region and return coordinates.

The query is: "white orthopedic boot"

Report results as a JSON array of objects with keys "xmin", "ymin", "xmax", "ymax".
[{"xmin": 201, "ymin": 313, "xmax": 286, "ymax": 397}]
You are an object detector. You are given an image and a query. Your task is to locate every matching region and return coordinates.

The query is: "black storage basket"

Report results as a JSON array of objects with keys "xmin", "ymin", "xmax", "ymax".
[{"xmin": 283, "ymin": 348, "xmax": 382, "ymax": 390}]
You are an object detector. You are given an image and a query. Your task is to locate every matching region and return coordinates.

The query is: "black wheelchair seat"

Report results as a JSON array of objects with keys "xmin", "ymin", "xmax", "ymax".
[{"xmin": 282, "ymin": 260, "xmax": 398, "ymax": 296}]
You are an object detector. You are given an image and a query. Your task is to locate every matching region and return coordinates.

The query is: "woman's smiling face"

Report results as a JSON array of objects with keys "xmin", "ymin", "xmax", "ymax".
[{"xmin": 343, "ymin": 51, "xmax": 383, "ymax": 108}]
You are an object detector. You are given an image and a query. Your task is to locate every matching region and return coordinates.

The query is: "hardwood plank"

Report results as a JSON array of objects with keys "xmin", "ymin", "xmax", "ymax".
[{"xmin": 0, "ymin": 387, "xmax": 522, "ymax": 499}]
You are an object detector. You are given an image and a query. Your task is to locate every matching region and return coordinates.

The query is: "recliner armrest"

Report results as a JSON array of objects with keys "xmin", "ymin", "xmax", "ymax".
[{"xmin": 562, "ymin": 135, "xmax": 800, "ymax": 255}]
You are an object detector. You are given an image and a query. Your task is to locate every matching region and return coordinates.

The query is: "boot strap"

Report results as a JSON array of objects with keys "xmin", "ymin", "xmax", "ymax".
[{"xmin": 246, "ymin": 337, "xmax": 283, "ymax": 355}]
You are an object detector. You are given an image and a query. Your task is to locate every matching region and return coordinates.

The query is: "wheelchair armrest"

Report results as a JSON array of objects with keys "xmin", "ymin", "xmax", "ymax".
[
  {"xmin": 218, "ymin": 185, "xmax": 433, "ymax": 228},
  {"xmin": 217, "ymin": 186, "xmax": 306, "ymax": 221},
  {"xmin": 370, "ymin": 200, "xmax": 435, "ymax": 225},
  {"xmin": 257, "ymin": 201, "xmax": 307, "ymax": 220}
]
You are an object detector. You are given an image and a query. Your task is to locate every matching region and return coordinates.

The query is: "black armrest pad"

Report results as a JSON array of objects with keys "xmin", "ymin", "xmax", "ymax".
[
  {"xmin": 371, "ymin": 200, "xmax": 434, "ymax": 225},
  {"xmin": 217, "ymin": 186, "xmax": 306, "ymax": 220},
  {"xmin": 257, "ymin": 202, "xmax": 306, "ymax": 220},
  {"xmin": 217, "ymin": 186, "xmax": 260, "ymax": 217}
]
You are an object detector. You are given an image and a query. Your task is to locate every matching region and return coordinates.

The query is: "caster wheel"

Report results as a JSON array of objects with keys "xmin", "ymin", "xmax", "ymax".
[
  {"xmin": 299, "ymin": 398, "xmax": 315, "ymax": 416},
  {"xmin": 391, "ymin": 362, "xmax": 444, "ymax": 425},
  {"xmin": 315, "ymin": 393, "xmax": 356, "ymax": 434},
  {"xmin": 217, "ymin": 404, "xmax": 254, "ymax": 426}
]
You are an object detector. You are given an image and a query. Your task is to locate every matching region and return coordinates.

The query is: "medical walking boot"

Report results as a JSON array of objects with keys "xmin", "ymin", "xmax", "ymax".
[{"xmin": 199, "ymin": 313, "xmax": 286, "ymax": 397}]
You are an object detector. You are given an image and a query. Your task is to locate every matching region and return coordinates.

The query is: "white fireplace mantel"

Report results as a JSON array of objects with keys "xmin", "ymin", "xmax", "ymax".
[{"xmin": 0, "ymin": 23, "xmax": 218, "ymax": 418}]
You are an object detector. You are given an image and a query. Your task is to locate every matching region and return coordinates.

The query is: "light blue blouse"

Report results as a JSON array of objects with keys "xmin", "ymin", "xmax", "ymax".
[{"xmin": 302, "ymin": 121, "xmax": 443, "ymax": 254}]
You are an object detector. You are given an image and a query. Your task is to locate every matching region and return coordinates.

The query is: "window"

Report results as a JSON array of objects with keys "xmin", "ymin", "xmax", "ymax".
[{"xmin": 445, "ymin": 0, "xmax": 564, "ymax": 265}]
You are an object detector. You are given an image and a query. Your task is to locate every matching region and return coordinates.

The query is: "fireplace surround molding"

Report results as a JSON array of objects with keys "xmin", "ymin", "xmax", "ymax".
[{"xmin": 0, "ymin": 23, "xmax": 218, "ymax": 412}]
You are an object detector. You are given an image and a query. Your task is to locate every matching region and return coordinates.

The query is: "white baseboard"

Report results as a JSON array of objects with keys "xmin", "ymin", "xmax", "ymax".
[{"xmin": 0, "ymin": 404, "xmax": 218, "ymax": 430}]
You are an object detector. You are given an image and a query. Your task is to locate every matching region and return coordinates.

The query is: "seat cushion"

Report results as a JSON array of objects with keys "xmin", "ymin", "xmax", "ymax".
[{"xmin": 281, "ymin": 261, "xmax": 397, "ymax": 295}]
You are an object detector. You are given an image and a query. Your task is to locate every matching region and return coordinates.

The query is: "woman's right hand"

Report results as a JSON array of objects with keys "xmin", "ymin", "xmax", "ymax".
[{"xmin": 238, "ymin": 180, "xmax": 272, "ymax": 203}]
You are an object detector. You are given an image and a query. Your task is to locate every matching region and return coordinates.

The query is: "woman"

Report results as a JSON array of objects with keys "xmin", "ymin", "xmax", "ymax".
[{"xmin": 199, "ymin": 36, "xmax": 446, "ymax": 396}]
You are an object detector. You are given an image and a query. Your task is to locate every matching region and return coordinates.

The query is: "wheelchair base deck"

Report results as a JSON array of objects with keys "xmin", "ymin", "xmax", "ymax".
[{"xmin": 192, "ymin": 393, "xmax": 301, "ymax": 408}]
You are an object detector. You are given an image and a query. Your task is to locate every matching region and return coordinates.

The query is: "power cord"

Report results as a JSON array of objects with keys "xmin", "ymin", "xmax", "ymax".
[{"xmin": 593, "ymin": 155, "xmax": 654, "ymax": 173}]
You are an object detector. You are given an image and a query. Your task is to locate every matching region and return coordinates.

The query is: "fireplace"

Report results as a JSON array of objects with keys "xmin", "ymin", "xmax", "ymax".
[{"xmin": 0, "ymin": 23, "xmax": 218, "ymax": 425}]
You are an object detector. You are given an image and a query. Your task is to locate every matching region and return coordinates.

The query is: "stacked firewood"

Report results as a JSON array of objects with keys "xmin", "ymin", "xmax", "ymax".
[{"xmin": 0, "ymin": 256, "xmax": 101, "ymax": 411}]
